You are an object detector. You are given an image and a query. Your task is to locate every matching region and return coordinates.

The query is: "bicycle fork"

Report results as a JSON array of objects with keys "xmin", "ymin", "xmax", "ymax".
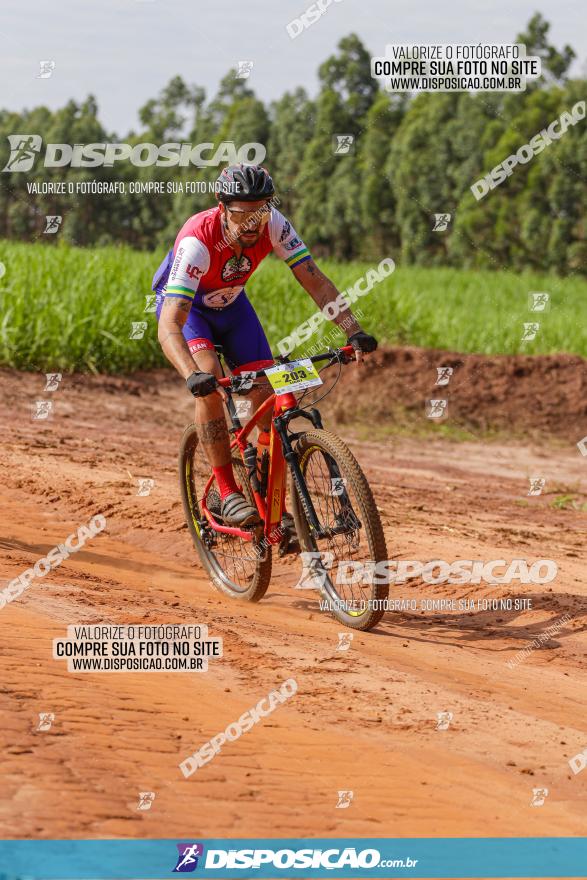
[
  {"xmin": 275, "ymin": 408, "xmax": 361, "ymax": 539},
  {"xmin": 272, "ymin": 410, "xmax": 333, "ymax": 540}
]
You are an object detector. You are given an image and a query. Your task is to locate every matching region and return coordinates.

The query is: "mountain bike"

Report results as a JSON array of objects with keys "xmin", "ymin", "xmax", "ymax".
[{"xmin": 179, "ymin": 345, "xmax": 389, "ymax": 631}]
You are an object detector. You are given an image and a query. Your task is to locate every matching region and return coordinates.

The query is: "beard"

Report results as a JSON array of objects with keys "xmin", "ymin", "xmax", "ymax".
[{"xmin": 237, "ymin": 229, "xmax": 261, "ymax": 248}]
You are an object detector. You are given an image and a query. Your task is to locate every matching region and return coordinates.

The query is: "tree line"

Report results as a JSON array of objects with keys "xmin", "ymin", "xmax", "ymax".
[{"xmin": 0, "ymin": 13, "xmax": 585, "ymax": 275}]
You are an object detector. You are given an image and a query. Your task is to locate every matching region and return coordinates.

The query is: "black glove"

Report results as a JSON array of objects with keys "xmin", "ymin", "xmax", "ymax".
[
  {"xmin": 186, "ymin": 371, "xmax": 217, "ymax": 397},
  {"xmin": 348, "ymin": 331, "xmax": 378, "ymax": 354}
]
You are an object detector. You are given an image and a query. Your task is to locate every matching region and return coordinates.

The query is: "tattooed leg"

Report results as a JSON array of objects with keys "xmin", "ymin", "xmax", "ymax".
[
  {"xmin": 197, "ymin": 413, "xmax": 232, "ymax": 468},
  {"xmin": 190, "ymin": 350, "xmax": 232, "ymax": 468},
  {"xmin": 157, "ymin": 299, "xmax": 234, "ymax": 472}
]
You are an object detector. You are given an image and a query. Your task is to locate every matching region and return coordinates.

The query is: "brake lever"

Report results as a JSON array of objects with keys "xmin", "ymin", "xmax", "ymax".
[{"xmin": 335, "ymin": 348, "xmax": 354, "ymax": 366}]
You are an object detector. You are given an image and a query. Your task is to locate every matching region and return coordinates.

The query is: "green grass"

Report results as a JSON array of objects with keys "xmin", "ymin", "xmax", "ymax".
[
  {"xmin": 549, "ymin": 494, "xmax": 587, "ymax": 512},
  {"xmin": 0, "ymin": 240, "xmax": 586, "ymax": 372}
]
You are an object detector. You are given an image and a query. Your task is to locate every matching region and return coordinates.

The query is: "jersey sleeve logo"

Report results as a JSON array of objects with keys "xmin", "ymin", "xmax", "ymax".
[
  {"xmin": 284, "ymin": 236, "xmax": 302, "ymax": 251},
  {"xmin": 279, "ymin": 220, "xmax": 291, "ymax": 243},
  {"xmin": 185, "ymin": 263, "xmax": 203, "ymax": 280},
  {"xmin": 169, "ymin": 246, "xmax": 185, "ymax": 281}
]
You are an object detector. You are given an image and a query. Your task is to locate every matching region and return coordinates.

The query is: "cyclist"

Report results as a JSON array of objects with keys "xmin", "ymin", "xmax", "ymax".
[{"xmin": 154, "ymin": 163, "xmax": 377, "ymax": 525}]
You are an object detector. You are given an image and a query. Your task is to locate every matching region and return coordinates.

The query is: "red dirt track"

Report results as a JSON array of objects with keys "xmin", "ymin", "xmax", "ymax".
[{"xmin": 0, "ymin": 350, "xmax": 586, "ymax": 862}]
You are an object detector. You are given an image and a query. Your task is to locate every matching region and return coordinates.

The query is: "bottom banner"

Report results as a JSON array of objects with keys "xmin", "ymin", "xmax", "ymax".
[{"xmin": 0, "ymin": 838, "xmax": 585, "ymax": 879}]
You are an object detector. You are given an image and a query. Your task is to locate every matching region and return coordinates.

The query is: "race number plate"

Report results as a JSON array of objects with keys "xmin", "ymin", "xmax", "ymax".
[{"xmin": 264, "ymin": 359, "xmax": 323, "ymax": 395}]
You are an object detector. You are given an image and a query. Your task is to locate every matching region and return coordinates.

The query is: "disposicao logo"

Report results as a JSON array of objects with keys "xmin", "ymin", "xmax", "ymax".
[
  {"xmin": 2, "ymin": 135, "xmax": 266, "ymax": 171},
  {"xmin": 3, "ymin": 134, "xmax": 43, "ymax": 171},
  {"xmin": 173, "ymin": 843, "xmax": 204, "ymax": 872}
]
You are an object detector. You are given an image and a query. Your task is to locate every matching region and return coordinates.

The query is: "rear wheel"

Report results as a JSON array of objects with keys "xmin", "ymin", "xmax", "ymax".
[
  {"xmin": 288, "ymin": 429, "xmax": 389, "ymax": 631},
  {"xmin": 179, "ymin": 423, "xmax": 272, "ymax": 602}
]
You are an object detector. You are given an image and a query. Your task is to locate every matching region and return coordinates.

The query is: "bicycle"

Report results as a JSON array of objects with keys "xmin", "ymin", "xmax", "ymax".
[{"xmin": 178, "ymin": 345, "xmax": 389, "ymax": 631}]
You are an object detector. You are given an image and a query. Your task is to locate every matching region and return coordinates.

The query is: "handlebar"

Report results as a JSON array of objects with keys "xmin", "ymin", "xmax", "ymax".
[{"xmin": 217, "ymin": 345, "xmax": 356, "ymax": 390}]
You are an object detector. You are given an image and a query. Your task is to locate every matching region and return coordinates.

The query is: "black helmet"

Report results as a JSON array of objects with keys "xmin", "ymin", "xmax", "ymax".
[{"xmin": 216, "ymin": 164, "xmax": 274, "ymax": 203}]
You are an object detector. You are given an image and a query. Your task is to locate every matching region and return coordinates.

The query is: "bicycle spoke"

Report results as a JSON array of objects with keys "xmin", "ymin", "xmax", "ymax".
[
  {"xmin": 187, "ymin": 448, "xmax": 261, "ymax": 592},
  {"xmin": 302, "ymin": 448, "xmax": 377, "ymax": 607}
]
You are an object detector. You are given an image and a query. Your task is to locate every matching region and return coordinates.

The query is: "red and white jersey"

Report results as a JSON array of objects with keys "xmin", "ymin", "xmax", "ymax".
[{"xmin": 164, "ymin": 206, "xmax": 311, "ymax": 309}]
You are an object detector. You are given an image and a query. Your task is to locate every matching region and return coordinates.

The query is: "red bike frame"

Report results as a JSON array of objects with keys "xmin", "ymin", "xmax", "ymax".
[
  {"xmin": 198, "ymin": 346, "xmax": 355, "ymax": 545},
  {"xmin": 199, "ymin": 388, "xmax": 296, "ymax": 544}
]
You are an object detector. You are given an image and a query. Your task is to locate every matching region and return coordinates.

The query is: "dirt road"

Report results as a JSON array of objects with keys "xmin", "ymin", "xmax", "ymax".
[{"xmin": 0, "ymin": 363, "xmax": 586, "ymax": 847}]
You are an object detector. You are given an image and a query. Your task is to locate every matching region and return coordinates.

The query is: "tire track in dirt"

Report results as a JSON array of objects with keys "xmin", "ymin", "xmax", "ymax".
[{"xmin": 0, "ymin": 365, "xmax": 585, "ymax": 846}]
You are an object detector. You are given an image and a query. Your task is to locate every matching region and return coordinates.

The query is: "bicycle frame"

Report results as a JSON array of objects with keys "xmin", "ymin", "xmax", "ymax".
[
  {"xmin": 199, "ymin": 345, "xmax": 355, "ymax": 544},
  {"xmin": 200, "ymin": 390, "xmax": 294, "ymax": 543}
]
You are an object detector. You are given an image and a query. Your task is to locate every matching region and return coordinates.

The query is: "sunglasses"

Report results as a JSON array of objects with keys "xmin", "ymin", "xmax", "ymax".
[{"xmin": 226, "ymin": 202, "xmax": 272, "ymax": 225}]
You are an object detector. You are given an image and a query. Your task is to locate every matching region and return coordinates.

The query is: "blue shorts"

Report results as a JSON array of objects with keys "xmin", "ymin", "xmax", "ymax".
[{"xmin": 155, "ymin": 289, "xmax": 273, "ymax": 373}]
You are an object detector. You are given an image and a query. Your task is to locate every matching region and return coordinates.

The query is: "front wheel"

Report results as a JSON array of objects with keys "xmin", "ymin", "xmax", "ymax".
[{"xmin": 288, "ymin": 429, "xmax": 389, "ymax": 631}]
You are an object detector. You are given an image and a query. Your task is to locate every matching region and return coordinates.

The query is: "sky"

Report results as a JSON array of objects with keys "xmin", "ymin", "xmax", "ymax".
[{"xmin": 1, "ymin": 0, "xmax": 585, "ymax": 134}]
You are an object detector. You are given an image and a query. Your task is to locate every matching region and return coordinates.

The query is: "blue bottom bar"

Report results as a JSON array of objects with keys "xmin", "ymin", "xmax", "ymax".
[{"xmin": 0, "ymin": 838, "xmax": 585, "ymax": 879}]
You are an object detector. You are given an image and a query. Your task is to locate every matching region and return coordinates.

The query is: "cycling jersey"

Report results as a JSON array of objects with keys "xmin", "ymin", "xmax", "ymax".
[
  {"xmin": 154, "ymin": 290, "xmax": 274, "ymax": 372},
  {"xmin": 152, "ymin": 206, "xmax": 311, "ymax": 308},
  {"xmin": 152, "ymin": 206, "xmax": 311, "ymax": 371}
]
